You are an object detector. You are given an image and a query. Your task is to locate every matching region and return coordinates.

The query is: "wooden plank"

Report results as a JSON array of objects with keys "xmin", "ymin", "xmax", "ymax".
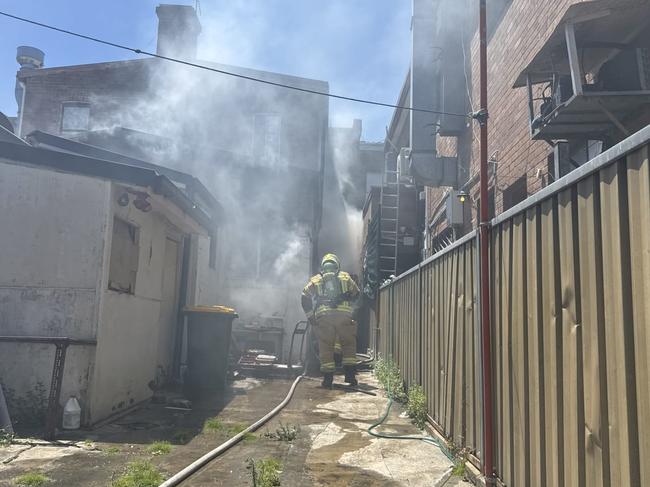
[
  {"xmin": 558, "ymin": 188, "xmax": 585, "ymax": 487},
  {"xmin": 526, "ymin": 206, "xmax": 545, "ymax": 487},
  {"xmin": 541, "ymin": 198, "xmax": 561, "ymax": 486},
  {"xmin": 511, "ymin": 214, "xmax": 528, "ymax": 486},
  {"xmin": 600, "ymin": 163, "xmax": 638, "ymax": 487},
  {"xmin": 577, "ymin": 174, "xmax": 608, "ymax": 487},
  {"xmin": 626, "ymin": 145, "xmax": 650, "ymax": 487}
]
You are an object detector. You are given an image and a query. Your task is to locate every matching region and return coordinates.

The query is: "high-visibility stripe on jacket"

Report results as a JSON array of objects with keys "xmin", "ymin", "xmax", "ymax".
[{"xmin": 301, "ymin": 271, "xmax": 359, "ymax": 318}]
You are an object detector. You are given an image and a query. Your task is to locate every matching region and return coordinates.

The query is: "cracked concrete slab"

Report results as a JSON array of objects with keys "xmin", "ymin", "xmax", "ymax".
[{"xmin": 0, "ymin": 372, "xmax": 475, "ymax": 486}]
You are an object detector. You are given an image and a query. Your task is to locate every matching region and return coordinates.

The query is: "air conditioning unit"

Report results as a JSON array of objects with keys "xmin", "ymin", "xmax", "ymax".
[
  {"xmin": 446, "ymin": 190, "xmax": 464, "ymax": 226},
  {"xmin": 397, "ymin": 148, "xmax": 412, "ymax": 183}
]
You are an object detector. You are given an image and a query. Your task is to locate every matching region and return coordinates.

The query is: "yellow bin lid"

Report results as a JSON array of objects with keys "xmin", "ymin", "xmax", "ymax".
[{"xmin": 184, "ymin": 305, "xmax": 238, "ymax": 316}]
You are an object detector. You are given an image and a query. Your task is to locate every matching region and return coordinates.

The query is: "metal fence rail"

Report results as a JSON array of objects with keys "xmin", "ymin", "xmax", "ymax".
[{"xmin": 378, "ymin": 126, "xmax": 650, "ymax": 487}]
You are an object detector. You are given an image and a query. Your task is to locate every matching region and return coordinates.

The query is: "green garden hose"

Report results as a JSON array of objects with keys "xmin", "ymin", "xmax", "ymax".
[{"xmin": 367, "ymin": 378, "xmax": 455, "ymax": 462}]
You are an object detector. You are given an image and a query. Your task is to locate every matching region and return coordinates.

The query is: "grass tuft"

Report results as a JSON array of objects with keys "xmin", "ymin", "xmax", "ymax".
[
  {"xmin": 452, "ymin": 460, "xmax": 466, "ymax": 477},
  {"xmin": 104, "ymin": 446, "xmax": 121, "ymax": 455},
  {"xmin": 14, "ymin": 473, "xmax": 49, "ymax": 486},
  {"xmin": 202, "ymin": 417, "xmax": 224, "ymax": 433},
  {"xmin": 246, "ymin": 457, "xmax": 282, "ymax": 486},
  {"xmin": 147, "ymin": 440, "xmax": 172, "ymax": 456},
  {"xmin": 112, "ymin": 461, "xmax": 163, "ymax": 487}
]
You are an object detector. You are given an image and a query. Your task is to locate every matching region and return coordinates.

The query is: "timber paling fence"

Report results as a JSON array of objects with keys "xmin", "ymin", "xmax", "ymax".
[{"xmin": 376, "ymin": 126, "xmax": 650, "ymax": 487}]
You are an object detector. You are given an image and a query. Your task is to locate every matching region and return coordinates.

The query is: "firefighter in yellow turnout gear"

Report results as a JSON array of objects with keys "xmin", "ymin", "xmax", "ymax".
[{"xmin": 301, "ymin": 254, "xmax": 360, "ymax": 388}]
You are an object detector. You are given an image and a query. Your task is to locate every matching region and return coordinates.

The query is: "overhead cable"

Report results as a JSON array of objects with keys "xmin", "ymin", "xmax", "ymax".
[{"xmin": 0, "ymin": 10, "xmax": 470, "ymax": 118}]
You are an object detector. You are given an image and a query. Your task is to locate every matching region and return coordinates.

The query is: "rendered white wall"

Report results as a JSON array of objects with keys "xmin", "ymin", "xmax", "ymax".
[{"xmin": 0, "ymin": 161, "xmax": 109, "ymax": 423}]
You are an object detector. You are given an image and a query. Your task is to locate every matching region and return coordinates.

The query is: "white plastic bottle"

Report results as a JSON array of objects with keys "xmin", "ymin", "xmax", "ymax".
[{"xmin": 62, "ymin": 397, "xmax": 81, "ymax": 430}]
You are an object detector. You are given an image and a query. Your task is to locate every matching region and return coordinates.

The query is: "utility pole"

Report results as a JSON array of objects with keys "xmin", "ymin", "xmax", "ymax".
[{"xmin": 476, "ymin": 0, "xmax": 495, "ymax": 482}]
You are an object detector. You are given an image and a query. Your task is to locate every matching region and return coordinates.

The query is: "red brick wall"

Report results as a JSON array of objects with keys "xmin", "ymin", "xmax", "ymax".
[{"xmin": 427, "ymin": 0, "xmax": 616, "ymax": 236}]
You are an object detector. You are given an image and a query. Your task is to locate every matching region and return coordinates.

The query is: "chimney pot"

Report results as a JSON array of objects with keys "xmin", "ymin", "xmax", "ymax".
[{"xmin": 16, "ymin": 46, "xmax": 45, "ymax": 70}]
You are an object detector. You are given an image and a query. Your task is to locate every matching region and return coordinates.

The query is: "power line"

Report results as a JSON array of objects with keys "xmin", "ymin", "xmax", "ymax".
[{"xmin": 0, "ymin": 10, "xmax": 470, "ymax": 119}]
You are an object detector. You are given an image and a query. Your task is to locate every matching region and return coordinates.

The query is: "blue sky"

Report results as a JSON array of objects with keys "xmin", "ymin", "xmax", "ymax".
[{"xmin": 0, "ymin": 0, "xmax": 412, "ymax": 141}]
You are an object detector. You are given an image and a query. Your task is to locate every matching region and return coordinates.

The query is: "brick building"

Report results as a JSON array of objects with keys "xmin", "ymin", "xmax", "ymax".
[{"xmin": 425, "ymin": 0, "xmax": 650, "ymax": 252}]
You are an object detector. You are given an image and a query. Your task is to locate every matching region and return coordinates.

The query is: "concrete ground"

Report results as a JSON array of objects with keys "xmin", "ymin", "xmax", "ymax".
[{"xmin": 0, "ymin": 372, "xmax": 472, "ymax": 486}]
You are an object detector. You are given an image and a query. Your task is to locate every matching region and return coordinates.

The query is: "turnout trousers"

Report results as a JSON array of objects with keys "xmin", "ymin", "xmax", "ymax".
[{"xmin": 313, "ymin": 311, "xmax": 357, "ymax": 373}]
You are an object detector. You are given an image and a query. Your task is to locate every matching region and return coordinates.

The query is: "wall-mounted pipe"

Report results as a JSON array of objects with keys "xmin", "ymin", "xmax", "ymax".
[{"xmin": 477, "ymin": 0, "xmax": 496, "ymax": 483}]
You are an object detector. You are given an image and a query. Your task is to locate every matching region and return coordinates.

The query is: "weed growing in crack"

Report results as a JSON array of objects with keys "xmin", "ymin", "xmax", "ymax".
[
  {"xmin": 447, "ymin": 440, "xmax": 468, "ymax": 478},
  {"xmin": 0, "ymin": 428, "xmax": 14, "ymax": 447},
  {"xmin": 246, "ymin": 457, "xmax": 281, "ymax": 487},
  {"xmin": 104, "ymin": 446, "xmax": 120, "ymax": 454},
  {"xmin": 112, "ymin": 461, "xmax": 163, "ymax": 487},
  {"xmin": 406, "ymin": 384, "xmax": 428, "ymax": 430},
  {"xmin": 147, "ymin": 441, "xmax": 172, "ymax": 455},
  {"xmin": 264, "ymin": 423, "xmax": 299, "ymax": 442},
  {"xmin": 373, "ymin": 355, "xmax": 406, "ymax": 402},
  {"xmin": 14, "ymin": 472, "xmax": 49, "ymax": 486}
]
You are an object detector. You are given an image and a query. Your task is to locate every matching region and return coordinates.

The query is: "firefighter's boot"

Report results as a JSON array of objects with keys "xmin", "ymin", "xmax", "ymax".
[
  {"xmin": 321, "ymin": 372, "xmax": 334, "ymax": 389},
  {"xmin": 344, "ymin": 365, "xmax": 358, "ymax": 387}
]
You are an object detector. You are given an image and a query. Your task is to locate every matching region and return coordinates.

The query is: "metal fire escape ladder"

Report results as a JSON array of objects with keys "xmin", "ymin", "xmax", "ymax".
[{"xmin": 379, "ymin": 152, "xmax": 399, "ymax": 277}]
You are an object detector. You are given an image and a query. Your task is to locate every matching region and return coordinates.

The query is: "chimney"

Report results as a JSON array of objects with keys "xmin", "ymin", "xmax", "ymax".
[
  {"xmin": 156, "ymin": 4, "xmax": 201, "ymax": 60},
  {"xmin": 15, "ymin": 46, "xmax": 45, "ymax": 137}
]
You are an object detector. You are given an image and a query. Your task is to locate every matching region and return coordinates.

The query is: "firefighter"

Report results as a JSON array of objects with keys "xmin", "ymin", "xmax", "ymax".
[{"xmin": 301, "ymin": 253, "xmax": 360, "ymax": 388}]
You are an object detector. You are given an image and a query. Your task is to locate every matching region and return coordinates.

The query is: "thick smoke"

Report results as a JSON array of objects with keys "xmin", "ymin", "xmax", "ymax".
[{"xmin": 73, "ymin": 2, "xmax": 412, "ymax": 358}]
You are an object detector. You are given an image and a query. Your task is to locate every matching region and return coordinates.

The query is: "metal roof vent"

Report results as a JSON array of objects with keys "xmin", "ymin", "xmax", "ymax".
[{"xmin": 16, "ymin": 46, "xmax": 44, "ymax": 70}]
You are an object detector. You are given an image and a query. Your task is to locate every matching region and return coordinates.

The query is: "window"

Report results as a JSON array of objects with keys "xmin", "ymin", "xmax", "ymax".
[
  {"xmin": 61, "ymin": 102, "xmax": 90, "ymax": 132},
  {"xmin": 253, "ymin": 113, "xmax": 281, "ymax": 165},
  {"xmin": 108, "ymin": 218, "xmax": 139, "ymax": 294},
  {"xmin": 502, "ymin": 176, "xmax": 528, "ymax": 212}
]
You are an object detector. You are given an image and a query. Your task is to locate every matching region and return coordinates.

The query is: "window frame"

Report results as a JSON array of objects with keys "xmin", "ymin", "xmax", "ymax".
[
  {"xmin": 60, "ymin": 101, "xmax": 91, "ymax": 133},
  {"xmin": 108, "ymin": 217, "xmax": 140, "ymax": 295}
]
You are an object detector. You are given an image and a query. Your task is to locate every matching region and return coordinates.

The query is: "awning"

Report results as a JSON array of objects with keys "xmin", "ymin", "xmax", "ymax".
[{"xmin": 514, "ymin": 0, "xmax": 650, "ymax": 88}]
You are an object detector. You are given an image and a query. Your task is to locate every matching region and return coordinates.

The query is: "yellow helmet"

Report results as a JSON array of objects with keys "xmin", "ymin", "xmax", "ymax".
[{"xmin": 321, "ymin": 253, "xmax": 340, "ymax": 273}]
